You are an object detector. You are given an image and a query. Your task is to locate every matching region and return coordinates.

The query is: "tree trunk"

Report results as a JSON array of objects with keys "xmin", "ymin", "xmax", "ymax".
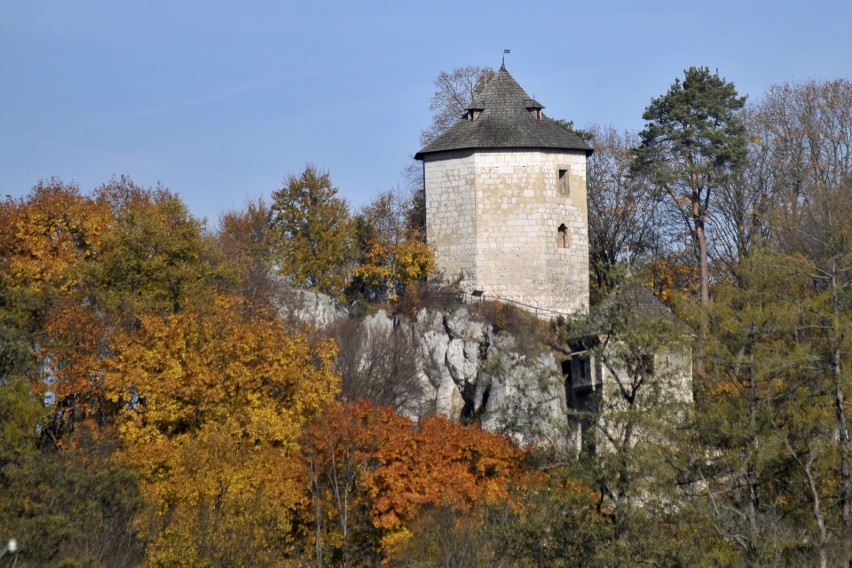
[
  {"xmin": 693, "ymin": 173, "xmax": 709, "ymax": 379},
  {"xmin": 309, "ymin": 457, "xmax": 324, "ymax": 568},
  {"xmin": 831, "ymin": 266, "xmax": 852, "ymax": 566},
  {"xmin": 746, "ymin": 347, "xmax": 761, "ymax": 568},
  {"xmin": 787, "ymin": 439, "xmax": 829, "ymax": 568}
]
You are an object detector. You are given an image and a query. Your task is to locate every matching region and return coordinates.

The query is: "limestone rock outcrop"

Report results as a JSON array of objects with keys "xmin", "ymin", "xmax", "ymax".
[
  {"xmin": 413, "ymin": 308, "xmax": 567, "ymax": 444},
  {"xmin": 282, "ymin": 290, "xmax": 568, "ymax": 444}
]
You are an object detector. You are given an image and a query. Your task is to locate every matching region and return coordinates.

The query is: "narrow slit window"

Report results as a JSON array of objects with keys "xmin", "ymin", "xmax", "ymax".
[
  {"xmin": 558, "ymin": 169, "xmax": 570, "ymax": 195},
  {"xmin": 557, "ymin": 224, "xmax": 569, "ymax": 249}
]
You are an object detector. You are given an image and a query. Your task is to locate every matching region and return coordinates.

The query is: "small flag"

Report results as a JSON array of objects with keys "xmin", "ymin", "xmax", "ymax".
[{"xmin": 504, "ymin": 49, "xmax": 511, "ymax": 54}]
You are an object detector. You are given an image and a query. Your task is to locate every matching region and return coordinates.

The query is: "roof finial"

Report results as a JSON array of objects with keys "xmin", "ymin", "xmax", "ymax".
[{"xmin": 501, "ymin": 49, "xmax": 510, "ymax": 70}]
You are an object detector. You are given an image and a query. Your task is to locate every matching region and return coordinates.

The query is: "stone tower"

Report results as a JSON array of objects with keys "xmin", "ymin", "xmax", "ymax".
[{"xmin": 415, "ymin": 65, "xmax": 593, "ymax": 316}]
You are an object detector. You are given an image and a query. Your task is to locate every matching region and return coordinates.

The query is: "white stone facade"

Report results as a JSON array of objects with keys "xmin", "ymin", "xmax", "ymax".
[{"xmin": 424, "ymin": 148, "xmax": 589, "ymax": 317}]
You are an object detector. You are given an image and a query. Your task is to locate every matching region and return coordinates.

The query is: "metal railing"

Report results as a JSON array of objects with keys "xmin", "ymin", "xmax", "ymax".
[{"xmin": 463, "ymin": 291, "xmax": 573, "ymax": 320}]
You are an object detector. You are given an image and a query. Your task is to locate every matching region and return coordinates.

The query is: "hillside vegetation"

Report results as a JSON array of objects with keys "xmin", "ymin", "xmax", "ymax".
[{"xmin": 1, "ymin": 73, "xmax": 851, "ymax": 567}]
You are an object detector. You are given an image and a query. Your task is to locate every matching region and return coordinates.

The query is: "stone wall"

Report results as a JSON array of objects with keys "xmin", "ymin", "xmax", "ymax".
[
  {"xmin": 424, "ymin": 148, "xmax": 589, "ymax": 317},
  {"xmin": 568, "ymin": 342, "xmax": 694, "ymax": 454},
  {"xmin": 392, "ymin": 307, "xmax": 568, "ymax": 445},
  {"xmin": 422, "ymin": 150, "xmax": 478, "ymax": 283}
]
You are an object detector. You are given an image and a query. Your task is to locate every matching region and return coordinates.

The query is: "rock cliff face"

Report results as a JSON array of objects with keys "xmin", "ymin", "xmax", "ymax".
[
  {"xmin": 410, "ymin": 308, "xmax": 567, "ymax": 443},
  {"xmin": 284, "ymin": 290, "xmax": 568, "ymax": 444}
]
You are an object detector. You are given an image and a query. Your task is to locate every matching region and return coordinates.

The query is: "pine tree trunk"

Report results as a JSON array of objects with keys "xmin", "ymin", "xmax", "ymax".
[{"xmin": 693, "ymin": 174, "xmax": 709, "ymax": 379}]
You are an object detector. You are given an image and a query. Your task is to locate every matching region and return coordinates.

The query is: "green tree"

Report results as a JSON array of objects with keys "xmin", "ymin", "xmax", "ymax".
[
  {"xmin": 566, "ymin": 285, "xmax": 706, "ymax": 564},
  {"xmin": 700, "ymin": 250, "xmax": 836, "ymax": 566},
  {"xmin": 774, "ymin": 181, "xmax": 852, "ymax": 564},
  {"xmin": 553, "ymin": 118, "xmax": 593, "ymax": 144},
  {"xmin": 0, "ymin": 380, "xmax": 146, "ymax": 568},
  {"xmin": 634, "ymin": 67, "xmax": 747, "ymax": 378},
  {"xmin": 634, "ymin": 66, "xmax": 747, "ymax": 307},
  {"xmin": 270, "ymin": 166, "xmax": 354, "ymax": 298},
  {"xmin": 88, "ymin": 176, "xmax": 218, "ymax": 322}
]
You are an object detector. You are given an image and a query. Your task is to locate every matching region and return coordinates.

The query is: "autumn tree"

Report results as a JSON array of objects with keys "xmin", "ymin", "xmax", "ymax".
[
  {"xmin": 270, "ymin": 166, "xmax": 354, "ymax": 298},
  {"xmin": 103, "ymin": 294, "xmax": 340, "ymax": 566},
  {"xmin": 300, "ymin": 402, "xmax": 377, "ymax": 567},
  {"xmin": 772, "ymin": 181, "xmax": 852, "ymax": 564},
  {"xmin": 0, "ymin": 181, "xmax": 112, "ymax": 442},
  {"xmin": 403, "ymin": 65, "xmax": 497, "ymax": 222},
  {"xmin": 710, "ymin": 106, "xmax": 775, "ymax": 277},
  {"xmin": 301, "ymin": 400, "xmax": 522, "ymax": 562},
  {"xmin": 698, "ymin": 250, "xmax": 834, "ymax": 565},
  {"xmin": 217, "ymin": 198, "xmax": 281, "ymax": 318},
  {"xmin": 350, "ymin": 189, "xmax": 434, "ymax": 303},
  {"xmin": 20, "ymin": 178, "xmax": 223, "ymax": 441},
  {"xmin": 710, "ymin": 78, "xmax": 852, "ymax": 282},
  {"xmin": 696, "ymin": 80, "xmax": 852, "ymax": 565},
  {"xmin": 88, "ymin": 176, "xmax": 218, "ymax": 321},
  {"xmin": 0, "ymin": 181, "xmax": 108, "ymax": 378},
  {"xmin": 420, "ymin": 65, "xmax": 496, "ymax": 148},
  {"xmin": 328, "ymin": 316, "xmax": 427, "ymax": 416},
  {"xmin": 757, "ymin": 78, "xmax": 852, "ymax": 207},
  {"xmin": 0, "ymin": 179, "xmax": 109, "ymax": 297}
]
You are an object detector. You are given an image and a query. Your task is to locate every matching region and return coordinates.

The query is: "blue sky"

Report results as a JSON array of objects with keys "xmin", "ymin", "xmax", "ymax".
[{"xmin": 1, "ymin": 0, "xmax": 850, "ymax": 225}]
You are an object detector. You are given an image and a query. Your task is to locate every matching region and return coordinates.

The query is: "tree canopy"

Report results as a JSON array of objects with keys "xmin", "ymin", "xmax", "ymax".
[{"xmin": 270, "ymin": 166, "xmax": 354, "ymax": 298}]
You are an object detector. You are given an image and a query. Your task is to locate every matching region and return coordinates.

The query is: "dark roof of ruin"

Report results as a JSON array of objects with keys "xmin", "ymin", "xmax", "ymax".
[
  {"xmin": 414, "ymin": 66, "xmax": 593, "ymax": 159},
  {"xmin": 570, "ymin": 284, "xmax": 692, "ymax": 340},
  {"xmin": 600, "ymin": 284, "xmax": 691, "ymax": 331}
]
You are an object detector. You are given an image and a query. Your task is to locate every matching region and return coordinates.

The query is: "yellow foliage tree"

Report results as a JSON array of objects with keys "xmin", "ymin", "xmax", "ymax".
[
  {"xmin": 0, "ymin": 179, "xmax": 110, "ymax": 295},
  {"xmin": 105, "ymin": 295, "xmax": 340, "ymax": 566},
  {"xmin": 351, "ymin": 190, "xmax": 434, "ymax": 302}
]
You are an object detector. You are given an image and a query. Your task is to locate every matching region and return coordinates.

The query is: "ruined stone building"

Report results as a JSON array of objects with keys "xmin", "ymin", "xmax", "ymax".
[{"xmin": 415, "ymin": 64, "xmax": 593, "ymax": 318}]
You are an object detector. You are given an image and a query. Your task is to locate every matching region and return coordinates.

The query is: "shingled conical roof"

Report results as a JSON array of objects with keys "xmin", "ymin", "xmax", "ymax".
[{"xmin": 415, "ymin": 66, "xmax": 592, "ymax": 159}]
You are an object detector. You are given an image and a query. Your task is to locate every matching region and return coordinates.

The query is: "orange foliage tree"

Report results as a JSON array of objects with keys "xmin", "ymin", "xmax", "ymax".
[
  {"xmin": 0, "ymin": 179, "xmax": 109, "ymax": 295},
  {"xmin": 301, "ymin": 400, "xmax": 522, "ymax": 560},
  {"xmin": 0, "ymin": 181, "xmax": 114, "ymax": 438},
  {"xmin": 1, "ymin": 178, "xmax": 225, "ymax": 441}
]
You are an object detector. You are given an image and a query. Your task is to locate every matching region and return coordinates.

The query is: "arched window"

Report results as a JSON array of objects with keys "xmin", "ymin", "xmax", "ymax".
[{"xmin": 557, "ymin": 224, "xmax": 569, "ymax": 249}]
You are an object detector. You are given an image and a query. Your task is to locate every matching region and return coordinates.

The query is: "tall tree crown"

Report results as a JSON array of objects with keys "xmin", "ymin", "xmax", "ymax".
[
  {"xmin": 270, "ymin": 166, "xmax": 353, "ymax": 297},
  {"xmin": 635, "ymin": 66, "xmax": 747, "ymax": 188}
]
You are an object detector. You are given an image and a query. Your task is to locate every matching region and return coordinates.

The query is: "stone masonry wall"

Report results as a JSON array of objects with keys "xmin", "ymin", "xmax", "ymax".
[
  {"xmin": 474, "ymin": 149, "xmax": 588, "ymax": 316},
  {"xmin": 423, "ymin": 151, "xmax": 477, "ymax": 283},
  {"xmin": 424, "ymin": 149, "xmax": 589, "ymax": 317}
]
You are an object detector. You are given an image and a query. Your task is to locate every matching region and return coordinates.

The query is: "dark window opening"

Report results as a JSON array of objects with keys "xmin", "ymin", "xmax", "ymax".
[
  {"xmin": 563, "ymin": 356, "xmax": 601, "ymax": 455},
  {"xmin": 640, "ymin": 353, "xmax": 655, "ymax": 379},
  {"xmin": 558, "ymin": 169, "xmax": 570, "ymax": 195},
  {"xmin": 557, "ymin": 224, "xmax": 569, "ymax": 249}
]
